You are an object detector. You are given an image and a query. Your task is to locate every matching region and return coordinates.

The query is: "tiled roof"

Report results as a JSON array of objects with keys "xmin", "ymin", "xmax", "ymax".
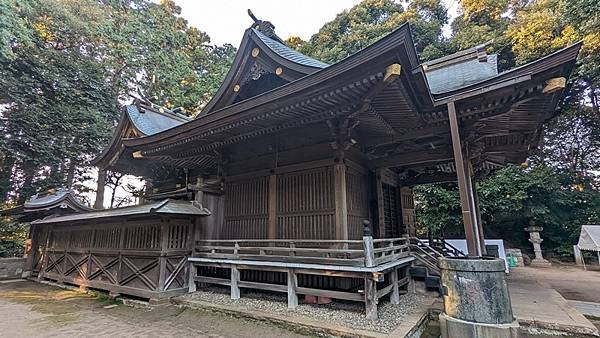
[
  {"xmin": 126, "ymin": 105, "xmax": 190, "ymax": 136},
  {"xmin": 425, "ymin": 54, "xmax": 498, "ymax": 94},
  {"xmin": 33, "ymin": 199, "xmax": 210, "ymax": 224},
  {"xmin": 253, "ymin": 29, "xmax": 329, "ymax": 69}
]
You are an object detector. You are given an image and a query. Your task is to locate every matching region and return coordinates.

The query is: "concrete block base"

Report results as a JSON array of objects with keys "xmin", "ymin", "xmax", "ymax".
[{"xmin": 439, "ymin": 313, "xmax": 520, "ymax": 338}]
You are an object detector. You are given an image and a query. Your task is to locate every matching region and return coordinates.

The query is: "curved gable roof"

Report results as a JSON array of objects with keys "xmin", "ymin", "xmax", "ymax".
[
  {"xmin": 199, "ymin": 27, "xmax": 329, "ymax": 116},
  {"xmin": 91, "ymin": 103, "xmax": 190, "ymax": 169},
  {"xmin": 253, "ymin": 29, "xmax": 329, "ymax": 69}
]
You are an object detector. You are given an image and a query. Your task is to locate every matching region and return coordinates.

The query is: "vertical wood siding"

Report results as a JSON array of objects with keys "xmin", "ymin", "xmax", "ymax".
[
  {"xmin": 276, "ymin": 167, "xmax": 335, "ymax": 239},
  {"xmin": 222, "ymin": 176, "xmax": 269, "ymax": 239},
  {"xmin": 346, "ymin": 168, "xmax": 369, "ymax": 239}
]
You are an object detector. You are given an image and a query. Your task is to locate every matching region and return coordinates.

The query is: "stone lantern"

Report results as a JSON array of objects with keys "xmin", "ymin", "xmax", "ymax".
[{"xmin": 524, "ymin": 222, "xmax": 551, "ymax": 267}]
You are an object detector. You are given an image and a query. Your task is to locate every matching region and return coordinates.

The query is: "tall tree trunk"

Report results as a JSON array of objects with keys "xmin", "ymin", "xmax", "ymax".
[
  {"xmin": 0, "ymin": 155, "xmax": 15, "ymax": 204},
  {"xmin": 18, "ymin": 160, "xmax": 36, "ymax": 204},
  {"xmin": 66, "ymin": 157, "xmax": 77, "ymax": 188}
]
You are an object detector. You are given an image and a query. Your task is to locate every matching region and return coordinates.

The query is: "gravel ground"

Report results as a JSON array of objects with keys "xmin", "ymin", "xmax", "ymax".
[{"xmin": 180, "ymin": 286, "xmax": 430, "ymax": 333}]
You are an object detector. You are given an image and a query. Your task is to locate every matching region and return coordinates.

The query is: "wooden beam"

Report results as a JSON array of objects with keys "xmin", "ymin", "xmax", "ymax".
[
  {"xmin": 369, "ymin": 148, "xmax": 453, "ymax": 168},
  {"xmin": 448, "ymin": 101, "xmax": 481, "ymax": 256}
]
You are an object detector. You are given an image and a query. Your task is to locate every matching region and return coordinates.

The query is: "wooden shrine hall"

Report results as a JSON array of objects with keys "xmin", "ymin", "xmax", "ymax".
[{"xmin": 27, "ymin": 13, "xmax": 580, "ymax": 317}]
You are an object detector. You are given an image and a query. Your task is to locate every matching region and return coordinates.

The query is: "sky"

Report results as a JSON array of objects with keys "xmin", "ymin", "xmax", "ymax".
[
  {"xmin": 176, "ymin": 0, "xmax": 363, "ymax": 47},
  {"xmin": 176, "ymin": 0, "xmax": 459, "ymax": 47}
]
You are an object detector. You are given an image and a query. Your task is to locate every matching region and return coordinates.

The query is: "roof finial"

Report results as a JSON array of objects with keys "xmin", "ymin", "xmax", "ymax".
[{"xmin": 247, "ymin": 9, "xmax": 284, "ymax": 44}]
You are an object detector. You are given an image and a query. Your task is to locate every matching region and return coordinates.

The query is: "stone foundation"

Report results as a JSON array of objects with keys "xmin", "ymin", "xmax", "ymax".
[{"xmin": 0, "ymin": 257, "xmax": 26, "ymax": 280}]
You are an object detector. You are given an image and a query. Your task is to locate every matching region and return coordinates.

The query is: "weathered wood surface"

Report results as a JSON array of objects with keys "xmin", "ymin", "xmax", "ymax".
[{"xmin": 38, "ymin": 217, "xmax": 195, "ymax": 301}]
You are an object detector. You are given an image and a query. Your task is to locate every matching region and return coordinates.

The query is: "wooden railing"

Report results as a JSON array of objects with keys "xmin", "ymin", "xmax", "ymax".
[{"xmin": 194, "ymin": 236, "xmax": 410, "ymax": 268}]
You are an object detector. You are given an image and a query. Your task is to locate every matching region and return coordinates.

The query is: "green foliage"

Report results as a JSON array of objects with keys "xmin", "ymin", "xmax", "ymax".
[
  {"xmin": 416, "ymin": 165, "xmax": 600, "ymax": 258},
  {"xmin": 0, "ymin": 216, "xmax": 28, "ymax": 257},
  {"xmin": 297, "ymin": 0, "xmax": 449, "ymax": 63},
  {"xmin": 0, "ymin": 0, "xmax": 234, "ymax": 205}
]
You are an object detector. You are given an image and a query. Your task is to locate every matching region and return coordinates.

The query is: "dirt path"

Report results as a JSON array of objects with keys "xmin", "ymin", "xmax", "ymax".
[{"xmin": 0, "ymin": 280, "xmax": 312, "ymax": 338}]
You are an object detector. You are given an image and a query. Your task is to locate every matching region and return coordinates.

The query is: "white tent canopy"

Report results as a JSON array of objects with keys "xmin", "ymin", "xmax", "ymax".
[{"xmin": 577, "ymin": 225, "xmax": 600, "ymax": 252}]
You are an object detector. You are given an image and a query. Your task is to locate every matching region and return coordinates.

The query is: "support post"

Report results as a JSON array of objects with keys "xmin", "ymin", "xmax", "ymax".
[
  {"xmin": 390, "ymin": 267, "xmax": 400, "ymax": 305},
  {"xmin": 334, "ymin": 162, "xmax": 349, "ymax": 240},
  {"xmin": 363, "ymin": 221, "xmax": 375, "ymax": 267},
  {"xmin": 231, "ymin": 265, "xmax": 240, "ymax": 300},
  {"xmin": 447, "ymin": 101, "xmax": 481, "ymax": 256},
  {"xmin": 287, "ymin": 269, "xmax": 298, "ymax": 309},
  {"xmin": 94, "ymin": 168, "xmax": 106, "ymax": 209},
  {"xmin": 268, "ymin": 174, "xmax": 277, "ymax": 239},
  {"xmin": 364, "ymin": 274, "xmax": 378, "ymax": 320},
  {"xmin": 465, "ymin": 159, "xmax": 486, "ymax": 255},
  {"xmin": 188, "ymin": 263, "xmax": 197, "ymax": 292}
]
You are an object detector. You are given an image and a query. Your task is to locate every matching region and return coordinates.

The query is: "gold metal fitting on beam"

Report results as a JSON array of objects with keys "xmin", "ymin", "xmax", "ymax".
[
  {"xmin": 234, "ymin": 84, "xmax": 240, "ymax": 92},
  {"xmin": 542, "ymin": 77, "xmax": 566, "ymax": 94},
  {"xmin": 384, "ymin": 64, "xmax": 401, "ymax": 83},
  {"xmin": 132, "ymin": 151, "xmax": 144, "ymax": 159},
  {"xmin": 251, "ymin": 48, "xmax": 260, "ymax": 57},
  {"xmin": 275, "ymin": 67, "xmax": 283, "ymax": 76}
]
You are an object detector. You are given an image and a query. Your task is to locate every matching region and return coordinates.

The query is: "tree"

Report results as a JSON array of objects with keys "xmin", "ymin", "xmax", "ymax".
[
  {"xmin": 0, "ymin": 0, "xmax": 235, "ymax": 206},
  {"xmin": 296, "ymin": 0, "xmax": 450, "ymax": 63}
]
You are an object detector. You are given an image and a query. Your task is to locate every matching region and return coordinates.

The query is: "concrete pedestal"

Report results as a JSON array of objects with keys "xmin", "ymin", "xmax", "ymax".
[
  {"xmin": 439, "ymin": 313, "xmax": 520, "ymax": 338},
  {"xmin": 439, "ymin": 257, "xmax": 519, "ymax": 338}
]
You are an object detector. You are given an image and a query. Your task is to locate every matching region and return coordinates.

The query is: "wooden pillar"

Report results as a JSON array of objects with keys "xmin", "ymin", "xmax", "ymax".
[
  {"xmin": 287, "ymin": 269, "xmax": 298, "ymax": 309},
  {"xmin": 364, "ymin": 274, "xmax": 378, "ymax": 320},
  {"xmin": 188, "ymin": 263, "xmax": 197, "ymax": 293},
  {"xmin": 231, "ymin": 265, "xmax": 240, "ymax": 300},
  {"xmin": 268, "ymin": 174, "xmax": 277, "ymax": 239},
  {"xmin": 334, "ymin": 163, "xmax": 349, "ymax": 240},
  {"xmin": 94, "ymin": 168, "xmax": 106, "ymax": 209},
  {"xmin": 390, "ymin": 267, "xmax": 400, "ymax": 305},
  {"xmin": 466, "ymin": 162, "xmax": 486, "ymax": 255},
  {"xmin": 37, "ymin": 225, "xmax": 53, "ymax": 282},
  {"xmin": 376, "ymin": 169, "xmax": 385, "ymax": 238},
  {"xmin": 158, "ymin": 220, "xmax": 169, "ymax": 292},
  {"xmin": 447, "ymin": 101, "xmax": 482, "ymax": 256}
]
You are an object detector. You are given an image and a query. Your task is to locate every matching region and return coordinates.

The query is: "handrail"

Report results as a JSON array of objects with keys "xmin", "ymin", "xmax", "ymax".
[{"xmin": 194, "ymin": 237, "xmax": 411, "ymax": 268}]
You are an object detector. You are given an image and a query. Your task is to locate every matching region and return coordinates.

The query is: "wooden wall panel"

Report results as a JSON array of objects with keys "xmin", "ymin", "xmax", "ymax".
[
  {"xmin": 346, "ymin": 168, "xmax": 369, "ymax": 240},
  {"xmin": 276, "ymin": 167, "xmax": 335, "ymax": 239},
  {"xmin": 222, "ymin": 176, "xmax": 269, "ymax": 239}
]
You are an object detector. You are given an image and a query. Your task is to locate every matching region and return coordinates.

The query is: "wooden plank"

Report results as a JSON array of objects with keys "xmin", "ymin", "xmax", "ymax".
[
  {"xmin": 287, "ymin": 270, "xmax": 298, "ymax": 309},
  {"xmin": 188, "ymin": 256, "xmax": 415, "ymax": 273},
  {"xmin": 238, "ymin": 280, "xmax": 287, "ymax": 293},
  {"xmin": 376, "ymin": 282, "xmax": 394, "ymax": 300},
  {"xmin": 195, "ymin": 276, "xmax": 231, "ymax": 286},
  {"xmin": 296, "ymin": 287, "xmax": 364, "ymax": 302},
  {"xmin": 193, "ymin": 253, "xmax": 365, "ymax": 266}
]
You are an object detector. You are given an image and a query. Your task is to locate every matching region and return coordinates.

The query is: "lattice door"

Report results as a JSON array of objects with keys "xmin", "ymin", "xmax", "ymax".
[{"xmin": 382, "ymin": 183, "xmax": 400, "ymax": 238}]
